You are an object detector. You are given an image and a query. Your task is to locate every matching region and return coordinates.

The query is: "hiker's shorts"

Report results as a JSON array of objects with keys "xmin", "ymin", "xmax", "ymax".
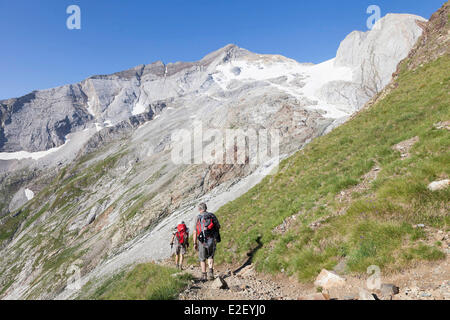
[
  {"xmin": 198, "ymin": 239, "xmax": 216, "ymax": 262},
  {"xmin": 175, "ymin": 244, "xmax": 186, "ymax": 255}
]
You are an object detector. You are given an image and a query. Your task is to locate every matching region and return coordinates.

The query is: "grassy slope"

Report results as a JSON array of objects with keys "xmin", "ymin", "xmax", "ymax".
[
  {"xmin": 0, "ymin": 148, "xmax": 128, "ymax": 297},
  {"xmin": 215, "ymin": 54, "xmax": 449, "ymax": 281},
  {"xmin": 79, "ymin": 263, "xmax": 192, "ymax": 300}
]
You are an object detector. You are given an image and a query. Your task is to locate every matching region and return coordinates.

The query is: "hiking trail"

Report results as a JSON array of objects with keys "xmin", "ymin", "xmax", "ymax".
[{"xmin": 159, "ymin": 250, "xmax": 449, "ymax": 300}]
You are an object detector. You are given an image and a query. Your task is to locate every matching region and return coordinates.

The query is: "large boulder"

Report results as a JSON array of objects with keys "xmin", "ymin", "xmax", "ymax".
[
  {"xmin": 211, "ymin": 276, "xmax": 228, "ymax": 290},
  {"xmin": 428, "ymin": 179, "xmax": 450, "ymax": 191},
  {"xmin": 314, "ymin": 269, "xmax": 346, "ymax": 289}
]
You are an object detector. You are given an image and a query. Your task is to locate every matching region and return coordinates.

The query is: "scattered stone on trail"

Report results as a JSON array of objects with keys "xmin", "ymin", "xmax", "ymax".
[
  {"xmin": 413, "ymin": 224, "xmax": 426, "ymax": 228},
  {"xmin": 314, "ymin": 269, "xmax": 346, "ymax": 289},
  {"xmin": 379, "ymin": 283, "xmax": 400, "ymax": 296},
  {"xmin": 211, "ymin": 276, "xmax": 228, "ymax": 290},
  {"xmin": 240, "ymin": 284, "xmax": 251, "ymax": 291},
  {"xmin": 174, "ymin": 243, "xmax": 449, "ymax": 301},
  {"xmin": 427, "ymin": 179, "xmax": 450, "ymax": 192},
  {"xmin": 239, "ymin": 265, "xmax": 256, "ymax": 278},
  {"xmin": 359, "ymin": 288, "xmax": 377, "ymax": 300},
  {"xmin": 230, "ymin": 285, "xmax": 243, "ymax": 293}
]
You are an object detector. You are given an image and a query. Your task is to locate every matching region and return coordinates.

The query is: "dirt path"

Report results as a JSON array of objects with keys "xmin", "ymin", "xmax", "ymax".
[
  {"xmin": 159, "ymin": 260, "xmax": 315, "ymax": 300},
  {"xmin": 158, "ymin": 254, "xmax": 449, "ymax": 300}
]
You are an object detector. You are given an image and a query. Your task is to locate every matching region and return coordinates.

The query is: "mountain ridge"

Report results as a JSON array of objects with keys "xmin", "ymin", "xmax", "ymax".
[{"xmin": 0, "ymin": 13, "xmax": 424, "ymax": 154}]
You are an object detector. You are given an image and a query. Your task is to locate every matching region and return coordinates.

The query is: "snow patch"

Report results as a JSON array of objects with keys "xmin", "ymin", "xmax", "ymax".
[
  {"xmin": 302, "ymin": 59, "xmax": 353, "ymax": 100},
  {"xmin": 132, "ymin": 102, "xmax": 147, "ymax": 116},
  {"xmin": 24, "ymin": 189, "xmax": 34, "ymax": 201},
  {"xmin": 86, "ymin": 100, "xmax": 97, "ymax": 117},
  {"xmin": 0, "ymin": 140, "xmax": 71, "ymax": 161},
  {"xmin": 214, "ymin": 57, "xmax": 353, "ymax": 118},
  {"xmin": 94, "ymin": 123, "xmax": 103, "ymax": 132}
]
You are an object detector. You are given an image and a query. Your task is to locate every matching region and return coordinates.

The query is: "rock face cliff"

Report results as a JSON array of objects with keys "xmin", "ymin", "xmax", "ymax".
[
  {"xmin": 322, "ymin": 14, "xmax": 426, "ymax": 108},
  {"xmin": 0, "ymin": 13, "xmax": 426, "ymax": 299}
]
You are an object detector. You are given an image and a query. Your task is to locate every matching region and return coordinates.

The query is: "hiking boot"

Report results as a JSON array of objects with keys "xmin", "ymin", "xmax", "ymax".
[
  {"xmin": 207, "ymin": 268, "xmax": 214, "ymax": 281},
  {"xmin": 201, "ymin": 272, "xmax": 207, "ymax": 282}
]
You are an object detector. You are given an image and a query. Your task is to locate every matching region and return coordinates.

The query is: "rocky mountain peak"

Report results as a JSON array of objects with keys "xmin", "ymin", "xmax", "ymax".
[
  {"xmin": 335, "ymin": 13, "xmax": 426, "ymax": 93},
  {"xmin": 200, "ymin": 43, "xmax": 251, "ymax": 64}
]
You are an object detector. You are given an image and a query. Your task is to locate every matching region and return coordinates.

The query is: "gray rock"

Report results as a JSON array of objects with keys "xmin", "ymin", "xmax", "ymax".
[
  {"xmin": 230, "ymin": 285, "xmax": 243, "ymax": 292},
  {"xmin": 211, "ymin": 276, "xmax": 228, "ymax": 290},
  {"xmin": 420, "ymin": 292, "xmax": 432, "ymax": 298},
  {"xmin": 428, "ymin": 180, "xmax": 450, "ymax": 191},
  {"xmin": 380, "ymin": 283, "xmax": 400, "ymax": 296},
  {"xmin": 230, "ymin": 67, "xmax": 241, "ymax": 76},
  {"xmin": 314, "ymin": 269, "xmax": 346, "ymax": 289}
]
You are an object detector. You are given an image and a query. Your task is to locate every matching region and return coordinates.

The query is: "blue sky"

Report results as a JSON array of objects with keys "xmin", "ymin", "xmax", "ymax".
[{"xmin": 0, "ymin": 0, "xmax": 445, "ymax": 99}]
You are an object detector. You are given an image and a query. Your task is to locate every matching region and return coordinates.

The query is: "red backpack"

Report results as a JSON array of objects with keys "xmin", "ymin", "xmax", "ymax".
[{"xmin": 176, "ymin": 224, "xmax": 188, "ymax": 244}]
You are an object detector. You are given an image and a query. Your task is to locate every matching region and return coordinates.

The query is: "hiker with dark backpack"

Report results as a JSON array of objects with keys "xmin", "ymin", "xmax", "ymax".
[
  {"xmin": 170, "ymin": 221, "xmax": 189, "ymax": 270},
  {"xmin": 193, "ymin": 202, "xmax": 221, "ymax": 281}
]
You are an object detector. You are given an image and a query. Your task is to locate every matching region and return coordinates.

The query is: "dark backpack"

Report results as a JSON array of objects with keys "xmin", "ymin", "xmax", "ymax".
[{"xmin": 196, "ymin": 213, "xmax": 221, "ymax": 243}]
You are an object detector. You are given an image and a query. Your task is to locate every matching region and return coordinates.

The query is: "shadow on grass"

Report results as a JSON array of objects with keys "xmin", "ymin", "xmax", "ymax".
[{"xmin": 233, "ymin": 236, "xmax": 263, "ymax": 275}]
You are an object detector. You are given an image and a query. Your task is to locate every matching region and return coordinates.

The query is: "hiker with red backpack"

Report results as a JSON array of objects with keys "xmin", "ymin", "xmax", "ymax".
[
  {"xmin": 170, "ymin": 221, "xmax": 189, "ymax": 270},
  {"xmin": 193, "ymin": 202, "xmax": 221, "ymax": 282}
]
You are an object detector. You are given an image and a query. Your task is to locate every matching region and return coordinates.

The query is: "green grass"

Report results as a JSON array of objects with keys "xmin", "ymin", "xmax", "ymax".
[
  {"xmin": 0, "ymin": 207, "xmax": 31, "ymax": 242},
  {"xmin": 214, "ymin": 55, "xmax": 450, "ymax": 281},
  {"xmin": 0, "ymin": 149, "xmax": 127, "ymax": 247},
  {"xmin": 79, "ymin": 263, "xmax": 192, "ymax": 300}
]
